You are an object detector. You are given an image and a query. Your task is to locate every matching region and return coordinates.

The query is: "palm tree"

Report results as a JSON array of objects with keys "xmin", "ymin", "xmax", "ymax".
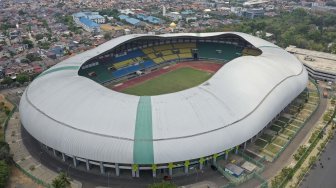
[
  {"xmin": 51, "ymin": 178, "xmax": 63, "ymax": 188},
  {"xmin": 52, "ymin": 172, "xmax": 71, "ymax": 188}
]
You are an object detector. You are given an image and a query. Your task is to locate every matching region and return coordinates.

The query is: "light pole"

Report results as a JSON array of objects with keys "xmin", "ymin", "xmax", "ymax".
[
  {"xmin": 38, "ymin": 151, "xmax": 43, "ymax": 164},
  {"xmin": 195, "ymin": 167, "xmax": 199, "ymax": 182},
  {"xmin": 67, "ymin": 163, "xmax": 71, "ymax": 175},
  {"xmin": 107, "ymin": 172, "xmax": 110, "ymax": 188}
]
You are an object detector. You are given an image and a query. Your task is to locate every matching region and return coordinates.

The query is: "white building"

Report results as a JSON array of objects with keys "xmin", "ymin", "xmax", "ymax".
[
  {"xmin": 165, "ymin": 12, "xmax": 182, "ymax": 21},
  {"xmin": 286, "ymin": 45, "xmax": 336, "ymax": 82},
  {"xmin": 72, "ymin": 12, "xmax": 105, "ymax": 25},
  {"xmin": 20, "ymin": 32, "xmax": 307, "ymax": 177}
]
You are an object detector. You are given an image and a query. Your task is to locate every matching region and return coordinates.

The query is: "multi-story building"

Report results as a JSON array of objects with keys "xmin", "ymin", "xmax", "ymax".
[
  {"xmin": 286, "ymin": 46, "xmax": 336, "ymax": 82},
  {"xmin": 73, "ymin": 12, "xmax": 104, "ymax": 32}
]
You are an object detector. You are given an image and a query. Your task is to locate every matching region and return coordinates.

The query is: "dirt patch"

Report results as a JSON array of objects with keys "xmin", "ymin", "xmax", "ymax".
[
  {"xmin": 6, "ymin": 165, "xmax": 43, "ymax": 188},
  {"xmin": 0, "ymin": 94, "xmax": 14, "ymax": 110}
]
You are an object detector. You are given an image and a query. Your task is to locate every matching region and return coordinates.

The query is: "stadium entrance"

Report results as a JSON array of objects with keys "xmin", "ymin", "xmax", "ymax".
[{"xmin": 193, "ymin": 52, "xmax": 198, "ymax": 60}]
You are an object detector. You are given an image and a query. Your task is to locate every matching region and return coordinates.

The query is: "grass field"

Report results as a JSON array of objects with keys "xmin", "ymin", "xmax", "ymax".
[
  {"xmin": 278, "ymin": 117, "xmax": 290, "ymax": 123},
  {"xmin": 273, "ymin": 137, "xmax": 287, "ymax": 147},
  {"xmin": 270, "ymin": 125, "xmax": 282, "ymax": 132},
  {"xmin": 121, "ymin": 67, "xmax": 213, "ymax": 96},
  {"xmin": 265, "ymin": 143, "xmax": 282, "ymax": 154},
  {"xmin": 260, "ymin": 133, "xmax": 274, "ymax": 143},
  {"xmin": 255, "ymin": 139, "xmax": 268, "ymax": 148}
]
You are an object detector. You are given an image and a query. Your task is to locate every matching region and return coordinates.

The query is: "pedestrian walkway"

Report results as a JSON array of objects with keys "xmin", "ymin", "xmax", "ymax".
[
  {"xmin": 5, "ymin": 112, "xmax": 82, "ymax": 188},
  {"xmin": 287, "ymin": 102, "xmax": 335, "ymax": 187}
]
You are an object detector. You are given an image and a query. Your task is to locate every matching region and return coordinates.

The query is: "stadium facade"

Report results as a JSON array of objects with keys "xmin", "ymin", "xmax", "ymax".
[{"xmin": 19, "ymin": 32, "xmax": 308, "ymax": 177}]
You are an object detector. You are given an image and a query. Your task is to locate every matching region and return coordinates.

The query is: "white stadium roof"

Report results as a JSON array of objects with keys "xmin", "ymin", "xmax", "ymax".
[{"xmin": 19, "ymin": 32, "xmax": 308, "ymax": 165}]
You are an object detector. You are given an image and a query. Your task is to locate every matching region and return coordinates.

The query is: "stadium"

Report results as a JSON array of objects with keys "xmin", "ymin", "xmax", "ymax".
[{"xmin": 19, "ymin": 32, "xmax": 308, "ymax": 177}]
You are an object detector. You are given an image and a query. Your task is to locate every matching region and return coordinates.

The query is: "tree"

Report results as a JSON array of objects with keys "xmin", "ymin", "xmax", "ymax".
[
  {"xmin": 16, "ymin": 73, "xmax": 29, "ymax": 84},
  {"xmin": 22, "ymin": 39, "xmax": 34, "ymax": 48},
  {"xmin": 0, "ymin": 160, "xmax": 10, "ymax": 188},
  {"xmin": 26, "ymin": 53, "xmax": 42, "ymax": 62},
  {"xmin": 1, "ymin": 77, "xmax": 13, "ymax": 85},
  {"xmin": 0, "ymin": 141, "xmax": 11, "ymax": 163},
  {"xmin": 20, "ymin": 58, "xmax": 30, "ymax": 64},
  {"xmin": 18, "ymin": 10, "xmax": 26, "ymax": 16},
  {"xmin": 4, "ymin": 107, "xmax": 10, "ymax": 116},
  {"xmin": 52, "ymin": 178, "xmax": 64, "ymax": 188},
  {"xmin": 38, "ymin": 42, "xmax": 51, "ymax": 50},
  {"xmin": 35, "ymin": 33, "xmax": 44, "ymax": 40},
  {"xmin": 104, "ymin": 32, "xmax": 112, "ymax": 40},
  {"xmin": 52, "ymin": 172, "xmax": 71, "ymax": 188}
]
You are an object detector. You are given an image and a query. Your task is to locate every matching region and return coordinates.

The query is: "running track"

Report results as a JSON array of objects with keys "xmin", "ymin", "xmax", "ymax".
[{"xmin": 110, "ymin": 61, "xmax": 223, "ymax": 91}]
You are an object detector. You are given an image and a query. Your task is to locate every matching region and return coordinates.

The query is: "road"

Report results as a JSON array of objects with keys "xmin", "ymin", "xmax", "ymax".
[
  {"xmin": 299, "ymin": 126, "xmax": 336, "ymax": 188},
  {"xmin": 238, "ymin": 87, "xmax": 328, "ymax": 188},
  {"xmin": 261, "ymin": 94, "xmax": 328, "ymax": 179}
]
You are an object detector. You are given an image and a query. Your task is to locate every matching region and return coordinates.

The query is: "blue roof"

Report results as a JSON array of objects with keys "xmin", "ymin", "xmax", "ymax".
[
  {"xmin": 135, "ymin": 14, "xmax": 161, "ymax": 24},
  {"xmin": 73, "ymin": 12, "xmax": 87, "ymax": 18},
  {"xmin": 87, "ymin": 15, "xmax": 104, "ymax": 20},
  {"xmin": 147, "ymin": 16, "xmax": 160, "ymax": 24},
  {"xmin": 126, "ymin": 18, "xmax": 140, "ymax": 25},
  {"xmin": 79, "ymin": 18, "xmax": 99, "ymax": 28},
  {"xmin": 118, "ymin": 14, "xmax": 129, "ymax": 20},
  {"xmin": 118, "ymin": 15, "xmax": 141, "ymax": 25},
  {"xmin": 136, "ymin": 14, "xmax": 146, "ymax": 20}
]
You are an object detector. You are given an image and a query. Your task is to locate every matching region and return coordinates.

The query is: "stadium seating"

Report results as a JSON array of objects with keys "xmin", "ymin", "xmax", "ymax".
[
  {"xmin": 173, "ymin": 43, "xmax": 196, "ymax": 49},
  {"xmin": 112, "ymin": 61, "xmax": 155, "ymax": 78},
  {"xmin": 179, "ymin": 48, "xmax": 192, "ymax": 54},
  {"xmin": 147, "ymin": 53, "xmax": 158, "ymax": 59},
  {"xmin": 113, "ymin": 59, "xmax": 135, "ymax": 69},
  {"xmin": 178, "ymin": 53, "xmax": 192, "ymax": 59},
  {"xmin": 161, "ymin": 50, "xmax": 173, "ymax": 56},
  {"xmin": 153, "ymin": 44, "xmax": 173, "ymax": 51},
  {"xmin": 79, "ymin": 41, "xmax": 244, "ymax": 84},
  {"xmin": 113, "ymin": 50, "xmax": 145, "ymax": 63},
  {"xmin": 242, "ymin": 48, "xmax": 262, "ymax": 56},
  {"xmin": 79, "ymin": 65, "xmax": 112, "ymax": 83},
  {"xmin": 163, "ymin": 54, "xmax": 179, "ymax": 62},
  {"xmin": 142, "ymin": 47, "xmax": 154, "ymax": 54},
  {"xmin": 153, "ymin": 57, "xmax": 164, "ymax": 64},
  {"xmin": 197, "ymin": 42, "xmax": 243, "ymax": 61}
]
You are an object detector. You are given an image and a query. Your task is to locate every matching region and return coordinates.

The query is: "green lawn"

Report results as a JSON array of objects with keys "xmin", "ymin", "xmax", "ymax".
[
  {"xmin": 270, "ymin": 125, "xmax": 282, "ymax": 132},
  {"xmin": 278, "ymin": 117, "xmax": 290, "ymax": 123},
  {"xmin": 121, "ymin": 67, "xmax": 213, "ymax": 96},
  {"xmin": 260, "ymin": 133, "xmax": 274, "ymax": 142},
  {"xmin": 282, "ymin": 129, "xmax": 295, "ymax": 138},
  {"xmin": 274, "ymin": 120, "xmax": 286, "ymax": 127},
  {"xmin": 255, "ymin": 139, "xmax": 268, "ymax": 148},
  {"xmin": 291, "ymin": 120, "xmax": 303, "ymax": 126},
  {"xmin": 273, "ymin": 137, "xmax": 287, "ymax": 147},
  {"xmin": 304, "ymin": 105, "xmax": 316, "ymax": 111},
  {"xmin": 287, "ymin": 125, "xmax": 299, "ymax": 132},
  {"xmin": 264, "ymin": 143, "xmax": 282, "ymax": 154},
  {"xmin": 309, "ymin": 92, "xmax": 319, "ymax": 97}
]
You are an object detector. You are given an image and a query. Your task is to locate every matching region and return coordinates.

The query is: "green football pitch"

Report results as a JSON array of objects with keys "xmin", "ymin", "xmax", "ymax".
[{"xmin": 121, "ymin": 67, "xmax": 213, "ymax": 96}]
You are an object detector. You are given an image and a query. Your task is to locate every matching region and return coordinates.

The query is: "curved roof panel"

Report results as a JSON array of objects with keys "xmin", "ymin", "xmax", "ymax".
[{"xmin": 19, "ymin": 32, "xmax": 308, "ymax": 164}]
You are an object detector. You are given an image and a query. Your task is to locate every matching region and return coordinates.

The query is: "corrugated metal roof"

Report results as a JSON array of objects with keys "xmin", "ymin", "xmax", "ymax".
[{"xmin": 79, "ymin": 17, "xmax": 99, "ymax": 28}]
